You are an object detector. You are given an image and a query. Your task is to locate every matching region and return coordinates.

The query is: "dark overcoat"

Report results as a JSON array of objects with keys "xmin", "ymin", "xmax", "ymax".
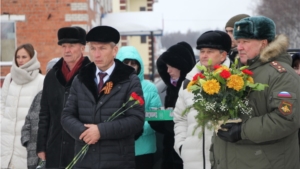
[
  {"xmin": 61, "ymin": 60, "xmax": 145, "ymax": 169},
  {"xmin": 37, "ymin": 57, "xmax": 90, "ymax": 168}
]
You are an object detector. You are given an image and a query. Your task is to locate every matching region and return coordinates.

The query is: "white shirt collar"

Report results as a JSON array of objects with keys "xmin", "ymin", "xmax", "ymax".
[{"xmin": 95, "ymin": 62, "xmax": 116, "ymax": 84}]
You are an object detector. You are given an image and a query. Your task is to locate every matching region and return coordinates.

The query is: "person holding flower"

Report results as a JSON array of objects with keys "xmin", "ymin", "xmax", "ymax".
[
  {"xmin": 212, "ymin": 16, "xmax": 300, "ymax": 169},
  {"xmin": 61, "ymin": 26, "xmax": 145, "ymax": 169},
  {"xmin": 173, "ymin": 31, "xmax": 231, "ymax": 169}
]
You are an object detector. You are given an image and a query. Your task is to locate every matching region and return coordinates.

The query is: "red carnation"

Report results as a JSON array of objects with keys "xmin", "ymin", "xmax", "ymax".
[
  {"xmin": 213, "ymin": 65, "xmax": 221, "ymax": 70},
  {"xmin": 193, "ymin": 73, "xmax": 205, "ymax": 81},
  {"xmin": 137, "ymin": 97, "xmax": 144, "ymax": 106},
  {"xmin": 131, "ymin": 92, "xmax": 140, "ymax": 100},
  {"xmin": 220, "ymin": 70, "xmax": 231, "ymax": 79},
  {"xmin": 242, "ymin": 69, "xmax": 253, "ymax": 76}
]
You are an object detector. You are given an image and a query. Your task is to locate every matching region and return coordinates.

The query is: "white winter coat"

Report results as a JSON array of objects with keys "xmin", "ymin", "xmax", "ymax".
[
  {"xmin": 1, "ymin": 50, "xmax": 44, "ymax": 169},
  {"xmin": 173, "ymin": 57, "xmax": 230, "ymax": 169}
]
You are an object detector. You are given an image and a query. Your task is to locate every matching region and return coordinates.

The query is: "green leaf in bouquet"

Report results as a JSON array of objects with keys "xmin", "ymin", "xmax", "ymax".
[
  {"xmin": 182, "ymin": 105, "xmax": 193, "ymax": 116},
  {"xmin": 247, "ymin": 82, "xmax": 268, "ymax": 91},
  {"xmin": 196, "ymin": 64, "xmax": 207, "ymax": 72},
  {"xmin": 239, "ymin": 66, "xmax": 249, "ymax": 71}
]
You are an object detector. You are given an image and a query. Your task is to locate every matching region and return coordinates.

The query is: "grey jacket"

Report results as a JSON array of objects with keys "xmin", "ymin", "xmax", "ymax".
[{"xmin": 21, "ymin": 91, "xmax": 42, "ymax": 169}]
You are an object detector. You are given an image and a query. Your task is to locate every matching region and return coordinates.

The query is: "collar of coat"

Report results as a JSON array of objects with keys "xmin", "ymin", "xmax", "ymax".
[
  {"xmin": 51, "ymin": 56, "xmax": 91, "ymax": 87},
  {"xmin": 77, "ymin": 59, "xmax": 135, "ymax": 100}
]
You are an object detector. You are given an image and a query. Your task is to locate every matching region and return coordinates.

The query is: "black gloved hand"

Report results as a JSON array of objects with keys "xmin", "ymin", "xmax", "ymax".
[{"xmin": 217, "ymin": 122, "xmax": 242, "ymax": 143}]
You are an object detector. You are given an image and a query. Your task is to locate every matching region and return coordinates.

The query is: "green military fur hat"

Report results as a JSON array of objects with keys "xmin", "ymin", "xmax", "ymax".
[{"xmin": 233, "ymin": 16, "xmax": 276, "ymax": 42}]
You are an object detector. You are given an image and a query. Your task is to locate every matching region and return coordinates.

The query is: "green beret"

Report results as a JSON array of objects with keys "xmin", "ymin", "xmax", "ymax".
[
  {"xmin": 225, "ymin": 14, "xmax": 250, "ymax": 29},
  {"xmin": 233, "ymin": 16, "xmax": 276, "ymax": 42}
]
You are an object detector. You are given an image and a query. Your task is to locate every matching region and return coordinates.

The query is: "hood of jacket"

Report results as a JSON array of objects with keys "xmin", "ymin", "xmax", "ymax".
[{"xmin": 116, "ymin": 46, "xmax": 145, "ymax": 81}]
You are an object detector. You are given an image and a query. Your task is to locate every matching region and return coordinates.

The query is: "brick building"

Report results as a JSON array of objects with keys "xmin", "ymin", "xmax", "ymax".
[{"xmin": 0, "ymin": 0, "xmax": 112, "ymax": 86}]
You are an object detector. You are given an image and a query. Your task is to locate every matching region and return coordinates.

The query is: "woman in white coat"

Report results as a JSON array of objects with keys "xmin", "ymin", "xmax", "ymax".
[{"xmin": 1, "ymin": 43, "xmax": 44, "ymax": 169}]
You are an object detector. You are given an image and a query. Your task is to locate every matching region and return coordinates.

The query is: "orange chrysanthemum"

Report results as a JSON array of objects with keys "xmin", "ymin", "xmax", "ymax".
[
  {"xmin": 226, "ymin": 75, "xmax": 244, "ymax": 91},
  {"xmin": 203, "ymin": 79, "xmax": 220, "ymax": 95},
  {"xmin": 247, "ymin": 77, "xmax": 254, "ymax": 84},
  {"xmin": 187, "ymin": 80, "xmax": 196, "ymax": 92}
]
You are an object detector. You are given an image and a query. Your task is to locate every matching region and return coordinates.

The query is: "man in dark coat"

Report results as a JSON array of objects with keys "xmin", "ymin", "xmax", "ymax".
[
  {"xmin": 149, "ymin": 42, "xmax": 196, "ymax": 169},
  {"xmin": 225, "ymin": 14, "xmax": 250, "ymax": 62},
  {"xmin": 61, "ymin": 26, "xmax": 145, "ymax": 169},
  {"xmin": 36, "ymin": 26, "xmax": 91, "ymax": 168}
]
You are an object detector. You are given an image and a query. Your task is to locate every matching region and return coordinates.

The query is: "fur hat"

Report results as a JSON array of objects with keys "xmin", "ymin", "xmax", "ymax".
[
  {"xmin": 225, "ymin": 14, "xmax": 250, "ymax": 29},
  {"xmin": 57, "ymin": 26, "xmax": 86, "ymax": 45},
  {"xmin": 159, "ymin": 42, "xmax": 196, "ymax": 74},
  {"xmin": 177, "ymin": 41, "xmax": 196, "ymax": 63},
  {"xmin": 234, "ymin": 16, "xmax": 276, "ymax": 42},
  {"xmin": 196, "ymin": 30, "xmax": 231, "ymax": 53},
  {"xmin": 86, "ymin": 26, "xmax": 120, "ymax": 44}
]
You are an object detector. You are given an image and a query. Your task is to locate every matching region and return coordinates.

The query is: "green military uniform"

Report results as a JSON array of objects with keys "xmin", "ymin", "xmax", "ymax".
[{"xmin": 211, "ymin": 34, "xmax": 300, "ymax": 169}]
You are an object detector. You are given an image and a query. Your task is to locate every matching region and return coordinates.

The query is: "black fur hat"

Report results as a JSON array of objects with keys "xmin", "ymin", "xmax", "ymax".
[
  {"xmin": 86, "ymin": 26, "xmax": 120, "ymax": 44},
  {"xmin": 57, "ymin": 26, "xmax": 86, "ymax": 45},
  {"xmin": 196, "ymin": 30, "xmax": 231, "ymax": 53},
  {"xmin": 177, "ymin": 41, "xmax": 196, "ymax": 63},
  {"xmin": 157, "ymin": 42, "xmax": 196, "ymax": 88}
]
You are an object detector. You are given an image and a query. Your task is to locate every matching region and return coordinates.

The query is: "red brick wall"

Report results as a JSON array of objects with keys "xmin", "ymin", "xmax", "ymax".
[{"xmin": 1, "ymin": 0, "xmax": 89, "ymax": 76}]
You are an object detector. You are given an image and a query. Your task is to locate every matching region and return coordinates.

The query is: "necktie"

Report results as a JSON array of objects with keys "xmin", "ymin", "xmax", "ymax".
[
  {"xmin": 172, "ymin": 81, "xmax": 177, "ymax": 87},
  {"xmin": 98, "ymin": 72, "xmax": 107, "ymax": 92}
]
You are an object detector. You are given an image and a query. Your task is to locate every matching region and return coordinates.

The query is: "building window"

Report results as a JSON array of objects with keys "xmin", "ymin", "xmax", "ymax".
[
  {"xmin": 140, "ymin": 7, "xmax": 146, "ymax": 11},
  {"xmin": 141, "ymin": 35, "xmax": 147, "ymax": 43},
  {"xmin": 1, "ymin": 21, "xmax": 16, "ymax": 62}
]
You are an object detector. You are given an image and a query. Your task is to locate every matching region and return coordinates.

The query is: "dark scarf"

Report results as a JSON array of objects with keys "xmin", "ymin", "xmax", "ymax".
[{"xmin": 61, "ymin": 56, "xmax": 84, "ymax": 82}]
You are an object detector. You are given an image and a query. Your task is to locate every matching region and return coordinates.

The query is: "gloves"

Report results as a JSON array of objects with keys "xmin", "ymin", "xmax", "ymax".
[{"xmin": 217, "ymin": 122, "xmax": 242, "ymax": 143}]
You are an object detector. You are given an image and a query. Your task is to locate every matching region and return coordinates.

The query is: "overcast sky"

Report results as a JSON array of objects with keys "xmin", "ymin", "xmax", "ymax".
[{"xmin": 153, "ymin": 0, "xmax": 259, "ymax": 33}]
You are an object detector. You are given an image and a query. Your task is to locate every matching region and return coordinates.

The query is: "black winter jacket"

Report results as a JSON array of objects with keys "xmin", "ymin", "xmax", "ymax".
[
  {"xmin": 61, "ymin": 60, "xmax": 145, "ymax": 169},
  {"xmin": 36, "ymin": 57, "xmax": 90, "ymax": 168}
]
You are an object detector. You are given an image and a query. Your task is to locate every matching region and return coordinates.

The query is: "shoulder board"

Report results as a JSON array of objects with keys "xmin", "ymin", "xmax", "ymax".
[{"xmin": 270, "ymin": 61, "xmax": 287, "ymax": 73}]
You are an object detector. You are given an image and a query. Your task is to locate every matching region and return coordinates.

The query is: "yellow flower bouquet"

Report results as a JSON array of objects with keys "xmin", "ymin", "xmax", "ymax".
[{"xmin": 183, "ymin": 59, "xmax": 268, "ymax": 135}]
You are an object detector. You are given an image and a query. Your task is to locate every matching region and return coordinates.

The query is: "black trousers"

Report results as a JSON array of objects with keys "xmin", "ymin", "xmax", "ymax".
[{"xmin": 135, "ymin": 153, "xmax": 154, "ymax": 169}]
